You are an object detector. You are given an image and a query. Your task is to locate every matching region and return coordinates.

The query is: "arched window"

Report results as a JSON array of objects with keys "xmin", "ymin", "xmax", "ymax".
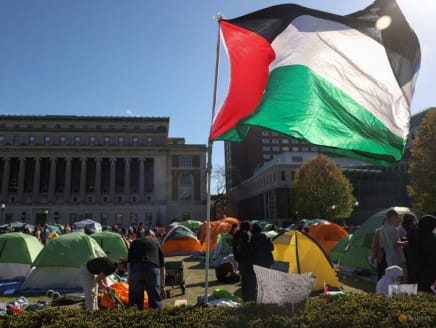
[{"xmin": 179, "ymin": 174, "xmax": 193, "ymax": 200}]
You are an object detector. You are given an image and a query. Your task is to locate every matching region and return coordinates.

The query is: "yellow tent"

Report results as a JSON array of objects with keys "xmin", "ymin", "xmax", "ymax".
[{"xmin": 272, "ymin": 230, "xmax": 341, "ymax": 291}]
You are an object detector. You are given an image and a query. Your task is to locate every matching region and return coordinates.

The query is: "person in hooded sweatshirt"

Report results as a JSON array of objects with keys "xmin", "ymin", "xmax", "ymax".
[{"xmin": 376, "ymin": 265, "xmax": 404, "ymax": 296}]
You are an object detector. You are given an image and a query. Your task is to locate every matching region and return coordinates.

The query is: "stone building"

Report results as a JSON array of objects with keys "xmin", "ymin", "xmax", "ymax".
[{"xmin": 0, "ymin": 115, "xmax": 207, "ymax": 228}]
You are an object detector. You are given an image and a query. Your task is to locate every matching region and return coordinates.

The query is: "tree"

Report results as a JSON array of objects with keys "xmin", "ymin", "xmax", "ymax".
[
  {"xmin": 293, "ymin": 154, "xmax": 356, "ymax": 220},
  {"xmin": 212, "ymin": 165, "xmax": 228, "ymax": 218},
  {"xmin": 407, "ymin": 108, "xmax": 436, "ymax": 213}
]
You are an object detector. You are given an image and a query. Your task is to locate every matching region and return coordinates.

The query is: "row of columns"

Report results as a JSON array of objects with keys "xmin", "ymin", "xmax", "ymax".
[{"xmin": 0, "ymin": 156, "xmax": 152, "ymax": 204}]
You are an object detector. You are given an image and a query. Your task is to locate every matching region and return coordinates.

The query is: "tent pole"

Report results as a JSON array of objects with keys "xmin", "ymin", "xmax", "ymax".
[{"xmin": 203, "ymin": 13, "xmax": 223, "ymax": 305}]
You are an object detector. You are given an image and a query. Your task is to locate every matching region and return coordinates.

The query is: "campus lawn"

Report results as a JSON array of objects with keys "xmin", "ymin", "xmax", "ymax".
[{"xmin": 0, "ymin": 255, "xmax": 375, "ymax": 309}]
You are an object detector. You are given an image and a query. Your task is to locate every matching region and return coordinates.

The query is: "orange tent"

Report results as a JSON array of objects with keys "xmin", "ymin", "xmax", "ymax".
[
  {"xmin": 200, "ymin": 217, "xmax": 240, "ymax": 253},
  {"xmin": 161, "ymin": 225, "xmax": 202, "ymax": 256},
  {"xmin": 306, "ymin": 222, "xmax": 349, "ymax": 255}
]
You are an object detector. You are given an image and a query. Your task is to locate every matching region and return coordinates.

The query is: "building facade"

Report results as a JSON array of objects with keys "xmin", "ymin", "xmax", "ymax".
[{"xmin": 0, "ymin": 115, "xmax": 207, "ymax": 228}]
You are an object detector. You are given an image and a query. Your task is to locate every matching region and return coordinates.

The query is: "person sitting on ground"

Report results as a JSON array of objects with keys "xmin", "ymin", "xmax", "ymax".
[
  {"xmin": 376, "ymin": 265, "xmax": 404, "ymax": 296},
  {"xmin": 215, "ymin": 261, "xmax": 240, "ymax": 284}
]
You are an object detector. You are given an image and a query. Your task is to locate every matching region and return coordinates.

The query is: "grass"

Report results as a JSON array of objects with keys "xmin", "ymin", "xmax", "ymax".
[{"xmin": 0, "ymin": 255, "xmax": 375, "ymax": 309}]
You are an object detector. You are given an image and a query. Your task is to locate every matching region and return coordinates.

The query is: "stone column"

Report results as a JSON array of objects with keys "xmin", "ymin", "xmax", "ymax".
[
  {"xmin": 48, "ymin": 157, "xmax": 57, "ymax": 203},
  {"xmin": 64, "ymin": 157, "xmax": 72, "ymax": 202},
  {"xmin": 17, "ymin": 157, "xmax": 26, "ymax": 202},
  {"xmin": 95, "ymin": 158, "xmax": 101, "ymax": 203},
  {"xmin": 139, "ymin": 158, "xmax": 145, "ymax": 202},
  {"xmin": 32, "ymin": 157, "xmax": 41, "ymax": 201},
  {"xmin": 124, "ymin": 158, "xmax": 130, "ymax": 195},
  {"xmin": 1, "ymin": 157, "xmax": 10, "ymax": 202},
  {"xmin": 80, "ymin": 157, "xmax": 87, "ymax": 201},
  {"xmin": 110, "ymin": 158, "xmax": 116, "ymax": 202}
]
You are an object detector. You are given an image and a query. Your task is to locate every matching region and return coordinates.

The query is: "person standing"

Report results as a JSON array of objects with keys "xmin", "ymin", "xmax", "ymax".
[
  {"xmin": 251, "ymin": 223, "xmax": 274, "ymax": 269},
  {"xmin": 128, "ymin": 230, "xmax": 166, "ymax": 309},
  {"xmin": 371, "ymin": 218, "xmax": 387, "ymax": 280},
  {"xmin": 79, "ymin": 257, "xmax": 128, "ymax": 310},
  {"xmin": 232, "ymin": 221, "xmax": 256, "ymax": 302},
  {"xmin": 379, "ymin": 209, "xmax": 408, "ymax": 282},
  {"xmin": 409, "ymin": 215, "xmax": 436, "ymax": 292}
]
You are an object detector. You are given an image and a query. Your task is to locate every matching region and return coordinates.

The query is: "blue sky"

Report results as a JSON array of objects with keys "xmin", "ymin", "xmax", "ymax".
[{"xmin": 1, "ymin": 1, "xmax": 434, "ymax": 192}]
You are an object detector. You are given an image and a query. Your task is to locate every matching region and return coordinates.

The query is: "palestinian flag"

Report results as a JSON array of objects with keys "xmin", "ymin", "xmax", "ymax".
[{"xmin": 209, "ymin": 0, "xmax": 421, "ymax": 166}]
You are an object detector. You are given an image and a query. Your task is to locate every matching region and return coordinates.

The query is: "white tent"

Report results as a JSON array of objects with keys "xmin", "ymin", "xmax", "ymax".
[{"xmin": 72, "ymin": 219, "xmax": 102, "ymax": 233}]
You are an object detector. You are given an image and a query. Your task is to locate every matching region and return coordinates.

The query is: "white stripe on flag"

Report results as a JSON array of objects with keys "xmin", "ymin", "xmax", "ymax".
[{"xmin": 270, "ymin": 15, "xmax": 409, "ymax": 139}]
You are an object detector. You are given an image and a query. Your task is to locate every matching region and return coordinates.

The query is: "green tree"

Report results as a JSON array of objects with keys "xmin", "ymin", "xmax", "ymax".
[
  {"xmin": 407, "ymin": 108, "xmax": 436, "ymax": 213},
  {"xmin": 293, "ymin": 154, "xmax": 356, "ymax": 220}
]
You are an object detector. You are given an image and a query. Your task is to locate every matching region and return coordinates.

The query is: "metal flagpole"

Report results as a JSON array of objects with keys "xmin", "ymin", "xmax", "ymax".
[{"xmin": 203, "ymin": 13, "xmax": 223, "ymax": 305}]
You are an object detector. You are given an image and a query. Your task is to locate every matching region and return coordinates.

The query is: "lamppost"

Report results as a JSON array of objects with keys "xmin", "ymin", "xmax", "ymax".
[
  {"xmin": 44, "ymin": 209, "xmax": 49, "ymax": 225},
  {"xmin": 1, "ymin": 203, "xmax": 5, "ymax": 225}
]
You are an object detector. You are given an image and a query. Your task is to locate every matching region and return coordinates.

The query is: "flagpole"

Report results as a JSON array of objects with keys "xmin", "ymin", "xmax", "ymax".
[{"xmin": 203, "ymin": 13, "xmax": 223, "ymax": 305}]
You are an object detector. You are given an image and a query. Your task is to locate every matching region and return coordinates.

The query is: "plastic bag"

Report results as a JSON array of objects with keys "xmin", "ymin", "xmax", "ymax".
[{"xmin": 100, "ymin": 282, "xmax": 148, "ymax": 309}]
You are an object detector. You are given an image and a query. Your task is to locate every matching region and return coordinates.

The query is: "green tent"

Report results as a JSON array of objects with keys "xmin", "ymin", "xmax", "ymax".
[
  {"xmin": 335, "ymin": 207, "xmax": 421, "ymax": 272},
  {"xmin": 328, "ymin": 234, "xmax": 353, "ymax": 264},
  {"xmin": 0, "ymin": 232, "xmax": 43, "ymax": 281},
  {"xmin": 21, "ymin": 232, "xmax": 107, "ymax": 289},
  {"xmin": 91, "ymin": 231, "xmax": 128, "ymax": 260},
  {"xmin": 178, "ymin": 220, "xmax": 203, "ymax": 239}
]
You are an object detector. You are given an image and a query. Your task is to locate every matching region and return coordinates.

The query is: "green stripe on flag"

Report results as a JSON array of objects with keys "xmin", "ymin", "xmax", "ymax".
[{"xmin": 240, "ymin": 65, "xmax": 406, "ymax": 165}]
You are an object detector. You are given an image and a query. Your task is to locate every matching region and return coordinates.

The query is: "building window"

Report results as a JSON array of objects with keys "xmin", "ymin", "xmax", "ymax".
[
  {"xmin": 180, "ymin": 156, "xmax": 192, "ymax": 167},
  {"xmin": 103, "ymin": 136, "xmax": 110, "ymax": 145},
  {"xmin": 117, "ymin": 136, "xmax": 124, "ymax": 145},
  {"xmin": 115, "ymin": 213, "xmax": 123, "ymax": 226},
  {"xmin": 272, "ymin": 146, "xmax": 280, "ymax": 151},
  {"xmin": 311, "ymin": 146, "xmax": 318, "ymax": 152},
  {"xmin": 89, "ymin": 136, "xmax": 96, "ymax": 145},
  {"xmin": 43, "ymin": 136, "xmax": 51, "ymax": 145},
  {"xmin": 146, "ymin": 136, "xmax": 153, "ymax": 145},
  {"xmin": 272, "ymin": 139, "xmax": 280, "ymax": 144},
  {"xmin": 13, "ymin": 136, "xmax": 20, "ymax": 145},
  {"xmin": 292, "ymin": 139, "xmax": 299, "ymax": 144},
  {"xmin": 262, "ymin": 146, "xmax": 270, "ymax": 151},
  {"xmin": 292, "ymin": 147, "xmax": 299, "ymax": 152},
  {"xmin": 179, "ymin": 174, "xmax": 193, "ymax": 200},
  {"xmin": 302, "ymin": 147, "xmax": 309, "ymax": 151},
  {"xmin": 263, "ymin": 154, "xmax": 271, "ymax": 160},
  {"xmin": 129, "ymin": 213, "xmax": 138, "ymax": 226},
  {"xmin": 82, "ymin": 124, "xmax": 88, "ymax": 129},
  {"xmin": 28, "ymin": 136, "xmax": 36, "ymax": 145},
  {"xmin": 0, "ymin": 136, "xmax": 4, "ymax": 145},
  {"xmin": 281, "ymin": 139, "xmax": 289, "ymax": 144},
  {"xmin": 132, "ymin": 136, "xmax": 139, "ymax": 145},
  {"xmin": 261, "ymin": 131, "xmax": 270, "ymax": 136},
  {"xmin": 282, "ymin": 147, "xmax": 290, "ymax": 151},
  {"xmin": 59, "ymin": 136, "xmax": 66, "ymax": 145},
  {"xmin": 100, "ymin": 213, "xmax": 108, "ymax": 225},
  {"xmin": 292, "ymin": 156, "xmax": 303, "ymax": 162},
  {"xmin": 74, "ymin": 136, "xmax": 80, "ymax": 145},
  {"xmin": 262, "ymin": 138, "xmax": 270, "ymax": 144}
]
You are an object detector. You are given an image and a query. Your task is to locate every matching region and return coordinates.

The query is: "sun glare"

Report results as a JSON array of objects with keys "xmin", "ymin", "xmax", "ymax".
[{"xmin": 375, "ymin": 15, "xmax": 392, "ymax": 30}]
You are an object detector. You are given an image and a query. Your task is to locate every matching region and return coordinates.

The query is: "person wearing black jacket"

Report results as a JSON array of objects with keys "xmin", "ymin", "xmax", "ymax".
[
  {"xmin": 251, "ymin": 223, "xmax": 274, "ymax": 269},
  {"xmin": 232, "ymin": 221, "xmax": 256, "ymax": 302},
  {"xmin": 128, "ymin": 230, "xmax": 166, "ymax": 309}
]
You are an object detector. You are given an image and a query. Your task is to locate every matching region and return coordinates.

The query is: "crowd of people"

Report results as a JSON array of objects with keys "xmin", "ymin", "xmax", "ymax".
[{"xmin": 372, "ymin": 209, "xmax": 436, "ymax": 295}]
